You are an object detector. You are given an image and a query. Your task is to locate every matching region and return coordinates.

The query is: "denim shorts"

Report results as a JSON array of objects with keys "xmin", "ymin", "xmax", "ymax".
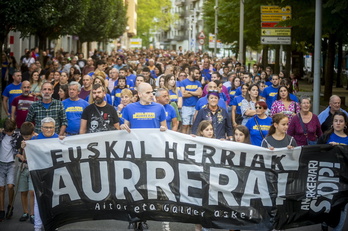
[
  {"xmin": 0, "ymin": 161, "xmax": 16, "ymax": 186},
  {"xmin": 182, "ymin": 106, "xmax": 195, "ymax": 125},
  {"xmin": 18, "ymin": 167, "xmax": 34, "ymax": 192}
]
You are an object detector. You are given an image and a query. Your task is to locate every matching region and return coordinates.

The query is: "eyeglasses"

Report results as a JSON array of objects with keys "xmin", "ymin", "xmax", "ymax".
[
  {"xmin": 255, "ymin": 106, "xmax": 263, "ymax": 109},
  {"xmin": 42, "ymin": 126, "xmax": 54, "ymax": 130}
]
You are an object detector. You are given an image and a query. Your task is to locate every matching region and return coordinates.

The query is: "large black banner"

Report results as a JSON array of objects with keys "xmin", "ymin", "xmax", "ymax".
[{"xmin": 25, "ymin": 130, "xmax": 348, "ymax": 231}]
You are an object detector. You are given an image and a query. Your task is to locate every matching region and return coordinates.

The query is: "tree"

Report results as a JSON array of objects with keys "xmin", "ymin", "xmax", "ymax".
[
  {"xmin": 19, "ymin": 0, "xmax": 89, "ymax": 52},
  {"xmin": 137, "ymin": 0, "xmax": 176, "ymax": 47},
  {"xmin": 77, "ymin": 0, "xmax": 127, "ymax": 50}
]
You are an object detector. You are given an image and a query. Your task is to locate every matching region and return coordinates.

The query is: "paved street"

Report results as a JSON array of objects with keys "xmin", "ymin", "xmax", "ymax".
[{"xmin": 0, "ymin": 192, "xmax": 345, "ymax": 231}]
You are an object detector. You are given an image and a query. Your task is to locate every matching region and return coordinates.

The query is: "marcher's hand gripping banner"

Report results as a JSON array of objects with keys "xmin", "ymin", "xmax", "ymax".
[{"xmin": 25, "ymin": 129, "xmax": 348, "ymax": 231}]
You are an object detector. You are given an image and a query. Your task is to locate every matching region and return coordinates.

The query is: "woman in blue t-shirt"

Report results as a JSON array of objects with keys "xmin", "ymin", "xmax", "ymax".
[
  {"xmin": 317, "ymin": 111, "xmax": 348, "ymax": 145},
  {"xmin": 317, "ymin": 111, "xmax": 348, "ymax": 231}
]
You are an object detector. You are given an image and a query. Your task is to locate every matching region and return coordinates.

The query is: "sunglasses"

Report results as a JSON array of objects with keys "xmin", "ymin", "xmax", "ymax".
[{"xmin": 255, "ymin": 106, "xmax": 263, "ymax": 109}]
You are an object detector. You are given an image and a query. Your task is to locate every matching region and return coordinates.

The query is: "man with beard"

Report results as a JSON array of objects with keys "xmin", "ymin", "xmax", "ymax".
[
  {"xmin": 180, "ymin": 66, "xmax": 202, "ymax": 134},
  {"xmin": 25, "ymin": 82, "xmax": 67, "ymax": 135},
  {"xmin": 11, "ymin": 81, "xmax": 36, "ymax": 129},
  {"xmin": 80, "ymin": 83, "xmax": 120, "ymax": 134}
]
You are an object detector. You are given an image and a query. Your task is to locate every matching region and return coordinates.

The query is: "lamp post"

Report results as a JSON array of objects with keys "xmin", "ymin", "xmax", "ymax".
[
  {"xmin": 239, "ymin": 0, "xmax": 244, "ymax": 64},
  {"xmin": 214, "ymin": 0, "xmax": 218, "ymax": 57}
]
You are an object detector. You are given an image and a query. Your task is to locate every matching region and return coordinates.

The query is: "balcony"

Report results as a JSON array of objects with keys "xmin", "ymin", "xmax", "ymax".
[
  {"xmin": 174, "ymin": 35, "xmax": 185, "ymax": 41},
  {"xmin": 175, "ymin": 0, "xmax": 185, "ymax": 6}
]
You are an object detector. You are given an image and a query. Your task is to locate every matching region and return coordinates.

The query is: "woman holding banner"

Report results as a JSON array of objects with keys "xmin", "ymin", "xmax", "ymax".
[
  {"xmin": 318, "ymin": 111, "xmax": 348, "ymax": 231},
  {"xmin": 261, "ymin": 113, "xmax": 297, "ymax": 150}
]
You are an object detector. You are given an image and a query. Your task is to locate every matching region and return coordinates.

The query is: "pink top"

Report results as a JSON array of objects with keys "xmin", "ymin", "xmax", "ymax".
[
  {"xmin": 271, "ymin": 100, "xmax": 300, "ymax": 124},
  {"xmin": 287, "ymin": 113, "xmax": 322, "ymax": 146}
]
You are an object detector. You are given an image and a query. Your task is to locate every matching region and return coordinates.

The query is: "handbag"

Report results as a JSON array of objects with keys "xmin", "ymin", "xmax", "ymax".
[{"xmin": 298, "ymin": 113, "xmax": 317, "ymax": 145}]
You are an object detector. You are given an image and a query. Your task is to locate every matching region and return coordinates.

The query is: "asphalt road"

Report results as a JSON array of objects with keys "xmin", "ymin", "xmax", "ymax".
[{"xmin": 0, "ymin": 191, "xmax": 344, "ymax": 231}]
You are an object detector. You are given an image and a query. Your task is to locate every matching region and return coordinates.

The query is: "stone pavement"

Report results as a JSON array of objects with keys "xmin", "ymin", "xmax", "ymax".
[{"xmin": 0, "ymin": 191, "xmax": 344, "ymax": 231}]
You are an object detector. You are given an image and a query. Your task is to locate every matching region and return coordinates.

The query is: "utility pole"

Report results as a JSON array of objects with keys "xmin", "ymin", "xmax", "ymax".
[
  {"xmin": 214, "ymin": 0, "xmax": 218, "ymax": 57},
  {"xmin": 192, "ymin": 8, "xmax": 197, "ymax": 53},
  {"xmin": 239, "ymin": 0, "xmax": 244, "ymax": 64},
  {"xmin": 188, "ymin": 18, "xmax": 192, "ymax": 51},
  {"xmin": 313, "ymin": 0, "xmax": 322, "ymax": 115}
]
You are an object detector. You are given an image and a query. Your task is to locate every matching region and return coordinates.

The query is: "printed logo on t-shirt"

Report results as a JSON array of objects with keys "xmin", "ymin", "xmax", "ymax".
[
  {"xmin": 186, "ymin": 85, "xmax": 198, "ymax": 90},
  {"xmin": 10, "ymin": 89, "xmax": 22, "ymax": 94},
  {"xmin": 66, "ymin": 106, "xmax": 84, "ymax": 112},
  {"xmin": 252, "ymin": 125, "xmax": 270, "ymax": 131},
  {"xmin": 270, "ymin": 92, "xmax": 277, "ymax": 97},
  {"xmin": 133, "ymin": 112, "xmax": 155, "ymax": 119}
]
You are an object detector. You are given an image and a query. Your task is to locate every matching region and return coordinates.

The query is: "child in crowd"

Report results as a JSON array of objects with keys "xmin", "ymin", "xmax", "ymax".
[
  {"xmin": 261, "ymin": 113, "xmax": 297, "ymax": 150},
  {"xmin": 16, "ymin": 122, "xmax": 35, "ymax": 223},
  {"xmin": 233, "ymin": 125, "xmax": 251, "ymax": 144},
  {"xmin": 0, "ymin": 118, "xmax": 21, "ymax": 221},
  {"xmin": 195, "ymin": 120, "xmax": 214, "ymax": 231},
  {"xmin": 112, "ymin": 76, "xmax": 128, "ymax": 108}
]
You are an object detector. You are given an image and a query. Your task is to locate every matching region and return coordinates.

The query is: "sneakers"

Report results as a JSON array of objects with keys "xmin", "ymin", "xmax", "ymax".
[
  {"xmin": 128, "ymin": 222, "xmax": 137, "ymax": 229},
  {"xmin": 5, "ymin": 205, "xmax": 13, "ymax": 219},
  {"xmin": 0, "ymin": 210, "xmax": 5, "ymax": 222},
  {"xmin": 19, "ymin": 213, "xmax": 29, "ymax": 222},
  {"xmin": 30, "ymin": 215, "xmax": 35, "ymax": 224},
  {"xmin": 138, "ymin": 221, "xmax": 149, "ymax": 230}
]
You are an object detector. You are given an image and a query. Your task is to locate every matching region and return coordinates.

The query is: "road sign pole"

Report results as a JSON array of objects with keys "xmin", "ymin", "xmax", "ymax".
[{"xmin": 214, "ymin": 0, "xmax": 218, "ymax": 57}]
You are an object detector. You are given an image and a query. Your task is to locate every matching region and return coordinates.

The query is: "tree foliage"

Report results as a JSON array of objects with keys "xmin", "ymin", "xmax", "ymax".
[
  {"xmin": 137, "ymin": 0, "xmax": 176, "ymax": 47},
  {"xmin": 18, "ymin": 0, "xmax": 89, "ymax": 50},
  {"xmin": 77, "ymin": 0, "xmax": 127, "ymax": 43}
]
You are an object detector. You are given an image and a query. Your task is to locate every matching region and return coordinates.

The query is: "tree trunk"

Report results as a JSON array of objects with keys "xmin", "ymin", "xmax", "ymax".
[
  {"xmin": 336, "ymin": 39, "xmax": 343, "ymax": 88},
  {"xmin": 324, "ymin": 33, "xmax": 336, "ymax": 102},
  {"xmin": 262, "ymin": 45, "xmax": 268, "ymax": 68},
  {"xmin": 243, "ymin": 42, "xmax": 246, "ymax": 66},
  {"xmin": 274, "ymin": 45, "xmax": 280, "ymax": 75},
  {"xmin": 87, "ymin": 42, "xmax": 91, "ymax": 55},
  {"xmin": 38, "ymin": 34, "xmax": 47, "ymax": 66}
]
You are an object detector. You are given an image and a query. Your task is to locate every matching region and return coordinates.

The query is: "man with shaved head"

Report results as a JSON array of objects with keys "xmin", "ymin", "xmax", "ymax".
[
  {"xmin": 120, "ymin": 82, "xmax": 167, "ymax": 230},
  {"xmin": 121, "ymin": 82, "xmax": 167, "ymax": 132}
]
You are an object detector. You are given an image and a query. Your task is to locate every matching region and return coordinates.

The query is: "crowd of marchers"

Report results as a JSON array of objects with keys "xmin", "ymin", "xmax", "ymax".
[{"xmin": 1, "ymin": 48, "xmax": 348, "ymax": 231}]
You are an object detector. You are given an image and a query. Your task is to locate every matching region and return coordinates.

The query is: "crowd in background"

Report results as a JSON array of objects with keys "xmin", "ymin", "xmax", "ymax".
[{"xmin": 1, "ymin": 47, "xmax": 348, "ymax": 231}]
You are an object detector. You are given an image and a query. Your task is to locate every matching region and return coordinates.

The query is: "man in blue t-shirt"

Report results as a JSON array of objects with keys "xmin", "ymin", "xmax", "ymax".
[
  {"xmin": 261, "ymin": 74, "xmax": 280, "ymax": 108},
  {"xmin": 2, "ymin": 71, "xmax": 22, "ymax": 116},
  {"xmin": 121, "ymin": 83, "xmax": 167, "ymax": 131},
  {"xmin": 180, "ymin": 67, "xmax": 202, "ymax": 134},
  {"xmin": 62, "ymin": 82, "xmax": 89, "ymax": 135},
  {"xmin": 155, "ymin": 88, "xmax": 178, "ymax": 131}
]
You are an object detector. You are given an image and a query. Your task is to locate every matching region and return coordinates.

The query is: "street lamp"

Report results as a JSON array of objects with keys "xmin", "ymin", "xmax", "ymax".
[{"xmin": 214, "ymin": 0, "xmax": 218, "ymax": 57}]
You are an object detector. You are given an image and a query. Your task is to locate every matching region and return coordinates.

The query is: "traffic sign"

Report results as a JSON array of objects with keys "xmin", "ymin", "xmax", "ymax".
[
  {"xmin": 199, "ymin": 39, "xmax": 205, "ymax": 45},
  {"xmin": 261, "ymin": 6, "xmax": 291, "ymax": 14},
  {"xmin": 261, "ymin": 28, "xmax": 291, "ymax": 36},
  {"xmin": 261, "ymin": 22, "xmax": 291, "ymax": 28},
  {"xmin": 198, "ymin": 31, "xmax": 205, "ymax": 39},
  {"xmin": 261, "ymin": 36, "xmax": 291, "ymax": 45},
  {"xmin": 261, "ymin": 14, "xmax": 291, "ymax": 22}
]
